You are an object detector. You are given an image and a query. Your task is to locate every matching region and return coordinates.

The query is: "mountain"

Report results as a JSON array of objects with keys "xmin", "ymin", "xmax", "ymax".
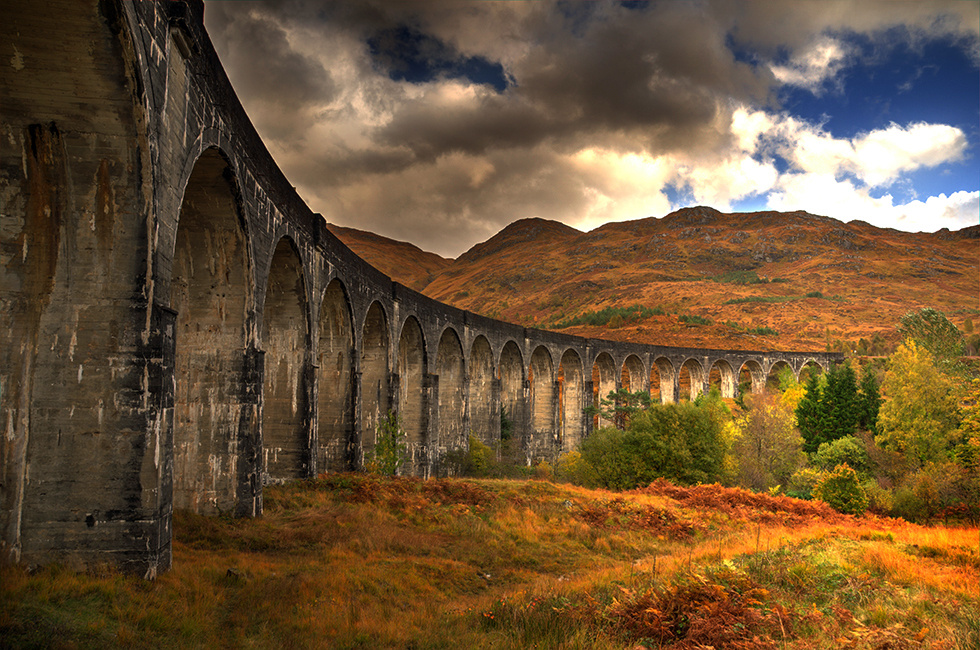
[
  {"xmin": 325, "ymin": 223, "xmax": 453, "ymax": 291},
  {"xmin": 329, "ymin": 207, "xmax": 979, "ymax": 352}
]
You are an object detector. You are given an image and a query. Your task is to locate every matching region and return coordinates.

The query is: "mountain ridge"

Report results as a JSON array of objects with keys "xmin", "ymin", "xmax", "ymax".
[{"xmin": 329, "ymin": 208, "xmax": 979, "ymax": 352}]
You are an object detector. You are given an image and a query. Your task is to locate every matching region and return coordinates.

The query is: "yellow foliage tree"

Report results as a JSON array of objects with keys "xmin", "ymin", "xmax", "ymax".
[{"xmin": 877, "ymin": 341, "xmax": 963, "ymax": 467}]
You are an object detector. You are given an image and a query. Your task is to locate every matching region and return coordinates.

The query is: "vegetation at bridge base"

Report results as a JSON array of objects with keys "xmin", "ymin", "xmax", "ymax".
[
  {"xmin": 543, "ymin": 307, "xmax": 979, "ymax": 525},
  {"xmin": 2, "ymin": 475, "xmax": 977, "ymax": 649}
]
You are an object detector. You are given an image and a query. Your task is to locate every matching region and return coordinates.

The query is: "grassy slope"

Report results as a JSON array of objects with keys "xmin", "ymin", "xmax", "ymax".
[
  {"xmin": 3, "ymin": 475, "xmax": 977, "ymax": 649},
  {"xmin": 326, "ymin": 223, "xmax": 453, "ymax": 291}
]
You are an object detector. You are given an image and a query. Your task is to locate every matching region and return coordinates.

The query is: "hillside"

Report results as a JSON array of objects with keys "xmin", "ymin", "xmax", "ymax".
[
  {"xmin": 3, "ymin": 475, "xmax": 976, "ymax": 648},
  {"xmin": 326, "ymin": 223, "xmax": 453, "ymax": 291},
  {"xmin": 331, "ymin": 207, "xmax": 979, "ymax": 352}
]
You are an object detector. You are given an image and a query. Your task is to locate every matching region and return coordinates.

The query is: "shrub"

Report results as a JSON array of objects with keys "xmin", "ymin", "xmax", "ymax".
[
  {"xmin": 787, "ymin": 467, "xmax": 826, "ymax": 500},
  {"xmin": 553, "ymin": 451, "xmax": 598, "ymax": 486},
  {"xmin": 367, "ymin": 410, "xmax": 406, "ymax": 476},
  {"xmin": 465, "ymin": 435, "xmax": 496, "ymax": 477},
  {"xmin": 814, "ymin": 435, "xmax": 872, "ymax": 478},
  {"xmin": 813, "ymin": 464, "xmax": 868, "ymax": 515}
]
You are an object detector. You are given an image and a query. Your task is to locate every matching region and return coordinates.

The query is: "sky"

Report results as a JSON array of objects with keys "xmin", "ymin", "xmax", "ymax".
[{"xmin": 203, "ymin": 0, "xmax": 980, "ymax": 258}]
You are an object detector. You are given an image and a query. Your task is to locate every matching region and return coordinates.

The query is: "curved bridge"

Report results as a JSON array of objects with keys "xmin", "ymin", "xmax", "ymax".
[{"xmin": 0, "ymin": 0, "xmax": 842, "ymax": 575}]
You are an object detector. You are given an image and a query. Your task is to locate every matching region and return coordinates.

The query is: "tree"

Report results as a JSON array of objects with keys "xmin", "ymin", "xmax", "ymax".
[
  {"xmin": 368, "ymin": 410, "xmax": 406, "ymax": 476},
  {"xmin": 856, "ymin": 369, "xmax": 881, "ymax": 433},
  {"xmin": 814, "ymin": 464, "xmax": 869, "ymax": 515},
  {"xmin": 897, "ymin": 307, "xmax": 964, "ymax": 361},
  {"xmin": 877, "ymin": 341, "xmax": 964, "ymax": 467},
  {"xmin": 821, "ymin": 363, "xmax": 860, "ymax": 441},
  {"xmin": 732, "ymin": 390, "xmax": 805, "ymax": 491},
  {"xmin": 796, "ymin": 371, "xmax": 824, "ymax": 453},
  {"xmin": 585, "ymin": 388, "xmax": 652, "ymax": 430},
  {"xmin": 795, "ymin": 363, "xmax": 861, "ymax": 454}
]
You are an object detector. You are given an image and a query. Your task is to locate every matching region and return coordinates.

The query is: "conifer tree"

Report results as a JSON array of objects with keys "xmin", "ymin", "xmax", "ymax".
[
  {"xmin": 796, "ymin": 371, "xmax": 824, "ymax": 454},
  {"xmin": 856, "ymin": 370, "xmax": 881, "ymax": 432}
]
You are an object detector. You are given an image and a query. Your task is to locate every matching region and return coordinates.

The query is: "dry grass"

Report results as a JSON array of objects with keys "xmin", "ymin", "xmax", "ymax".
[{"xmin": 2, "ymin": 475, "xmax": 977, "ymax": 649}]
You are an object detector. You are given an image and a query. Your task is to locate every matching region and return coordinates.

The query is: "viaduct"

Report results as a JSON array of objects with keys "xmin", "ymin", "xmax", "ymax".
[{"xmin": 0, "ymin": 0, "xmax": 842, "ymax": 577}]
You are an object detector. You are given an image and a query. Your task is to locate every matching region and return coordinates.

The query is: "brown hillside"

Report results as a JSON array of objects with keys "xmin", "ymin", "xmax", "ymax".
[
  {"xmin": 332, "ymin": 207, "xmax": 979, "ymax": 352},
  {"xmin": 326, "ymin": 223, "xmax": 453, "ymax": 291}
]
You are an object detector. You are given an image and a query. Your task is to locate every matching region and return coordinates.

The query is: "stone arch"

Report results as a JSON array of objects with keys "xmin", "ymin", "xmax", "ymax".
[
  {"xmin": 621, "ymin": 354, "xmax": 646, "ymax": 393},
  {"xmin": 651, "ymin": 357, "xmax": 675, "ymax": 404},
  {"xmin": 767, "ymin": 360, "xmax": 792, "ymax": 391},
  {"xmin": 679, "ymin": 358, "xmax": 705, "ymax": 401},
  {"xmin": 558, "ymin": 349, "xmax": 585, "ymax": 452},
  {"xmin": 261, "ymin": 237, "xmax": 311, "ymax": 482},
  {"xmin": 170, "ymin": 147, "xmax": 251, "ymax": 513},
  {"xmin": 498, "ymin": 341, "xmax": 525, "ymax": 461},
  {"xmin": 360, "ymin": 301, "xmax": 390, "ymax": 461},
  {"xmin": 468, "ymin": 335, "xmax": 496, "ymax": 447},
  {"xmin": 738, "ymin": 360, "xmax": 765, "ymax": 396},
  {"xmin": 708, "ymin": 359, "xmax": 736, "ymax": 398},
  {"xmin": 436, "ymin": 327, "xmax": 466, "ymax": 457},
  {"xmin": 316, "ymin": 278, "xmax": 354, "ymax": 473},
  {"xmin": 529, "ymin": 346, "xmax": 556, "ymax": 460},
  {"xmin": 397, "ymin": 316, "xmax": 427, "ymax": 475},
  {"xmin": 799, "ymin": 360, "xmax": 823, "ymax": 384},
  {"xmin": 592, "ymin": 352, "xmax": 616, "ymax": 428}
]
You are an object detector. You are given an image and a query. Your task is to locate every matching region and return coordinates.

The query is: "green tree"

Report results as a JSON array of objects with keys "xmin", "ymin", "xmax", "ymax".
[
  {"xmin": 877, "ymin": 341, "xmax": 964, "ymax": 467},
  {"xmin": 368, "ymin": 410, "xmax": 406, "ymax": 476},
  {"xmin": 578, "ymin": 401, "xmax": 727, "ymax": 490},
  {"xmin": 814, "ymin": 464, "xmax": 869, "ymax": 515},
  {"xmin": 821, "ymin": 363, "xmax": 860, "ymax": 441},
  {"xmin": 814, "ymin": 435, "xmax": 872, "ymax": 478},
  {"xmin": 732, "ymin": 390, "xmax": 805, "ymax": 491},
  {"xmin": 796, "ymin": 371, "xmax": 824, "ymax": 453},
  {"xmin": 897, "ymin": 307, "xmax": 964, "ymax": 361},
  {"xmin": 585, "ymin": 388, "xmax": 652, "ymax": 430},
  {"xmin": 856, "ymin": 369, "xmax": 881, "ymax": 432}
]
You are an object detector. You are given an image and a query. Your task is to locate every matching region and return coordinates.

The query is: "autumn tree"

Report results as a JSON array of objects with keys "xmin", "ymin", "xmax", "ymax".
[
  {"xmin": 877, "ymin": 341, "xmax": 963, "ymax": 467},
  {"xmin": 732, "ymin": 390, "xmax": 804, "ymax": 491},
  {"xmin": 897, "ymin": 307, "xmax": 964, "ymax": 361}
]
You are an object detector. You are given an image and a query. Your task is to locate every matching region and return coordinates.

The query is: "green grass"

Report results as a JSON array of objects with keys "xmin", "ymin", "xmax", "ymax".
[{"xmin": 552, "ymin": 304, "xmax": 666, "ymax": 329}]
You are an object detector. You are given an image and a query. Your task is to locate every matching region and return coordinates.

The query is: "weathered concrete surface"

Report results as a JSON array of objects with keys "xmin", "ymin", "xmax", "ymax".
[{"xmin": 0, "ymin": 0, "xmax": 843, "ymax": 576}]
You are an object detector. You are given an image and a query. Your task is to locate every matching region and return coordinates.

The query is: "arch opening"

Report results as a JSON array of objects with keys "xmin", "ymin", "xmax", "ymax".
[
  {"xmin": 436, "ymin": 328, "xmax": 466, "ymax": 460},
  {"xmin": 558, "ymin": 350, "xmax": 584, "ymax": 452},
  {"xmin": 738, "ymin": 360, "xmax": 765, "ymax": 396},
  {"xmin": 498, "ymin": 341, "xmax": 525, "ymax": 463},
  {"xmin": 708, "ymin": 360, "xmax": 736, "ymax": 399},
  {"xmin": 679, "ymin": 359, "xmax": 704, "ymax": 401},
  {"xmin": 171, "ymin": 150, "xmax": 250, "ymax": 513},
  {"xmin": 261, "ymin": 238, "xmax": 310, "ymax": 482},
  {"xmin": 529, "ymin": 346, "xmax": 555, "ymax": 461},
  {"xmin": 592, "ymin": 352, "xmax": 616, "ymax": 428},
  {"xmin": 468, "ymin": 336, "xmax": 496, "ymax": 447},
  {"xmin": 360, "ymin": 302, "xmax": 390, "ymax": 463},
  {"xmin": 316, "ymin": 279, "xmax": 353, "ymax": 473},
  {"xmin": 652, "ymin": 357, "xmax": 675, "ymax": 404},
  {"xmin": 767, "ymin": 360, "xmax": 792, "ymax": 392},
  {"xmin": 397, "ymin": 317, "xmax": 426, "ymax": 475}
]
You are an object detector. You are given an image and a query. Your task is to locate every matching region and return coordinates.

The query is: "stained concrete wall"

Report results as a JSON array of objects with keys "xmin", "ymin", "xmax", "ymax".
[{"xmin": 0, "ymin": 0, "xmax": 843, "ymax": 576}]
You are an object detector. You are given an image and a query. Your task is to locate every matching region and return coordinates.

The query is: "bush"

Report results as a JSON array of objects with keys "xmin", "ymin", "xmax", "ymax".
[
  {"xmin": 814, "ymin": 464, "xmax": 868, "ymax": 515},
  {"xmin": 554, "ymin": 451, "xmax": 598, "ymax": 486},
  {"xmin": 814, "ymin": 436, "xmax": 872, "ymax": 477},
  {"xmin": 787, "ymin": 467, "xmax": 826, "ymax": 500},
  {"xmin": 578, "ymin": 401, "xmax": 727, "ymax": 490},
  {"xmin": 465, "ymin": 435, "xmax": 496, "ymax": 477},
  {"xmin": 861, "ymin": 480, "xmax": 893, "ymax": 516},
  {"xmin": 366, "ymin": 410, "xmax": 406, "ymax": 476}
]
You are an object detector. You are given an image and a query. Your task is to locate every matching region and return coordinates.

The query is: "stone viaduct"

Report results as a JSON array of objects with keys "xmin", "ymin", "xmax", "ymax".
[{"xmin": 0, "ymin": 0, "xmax": 842, "ymax": 576}]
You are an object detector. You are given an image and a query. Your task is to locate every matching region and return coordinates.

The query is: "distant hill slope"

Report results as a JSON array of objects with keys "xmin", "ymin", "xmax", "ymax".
[
  {"xmin": 330, "ymin": 208, "xmax": 979, "ymax": 352},
  {"xmin": 326, "ymin": 223, "xmax": 453, "ymax": 291}
]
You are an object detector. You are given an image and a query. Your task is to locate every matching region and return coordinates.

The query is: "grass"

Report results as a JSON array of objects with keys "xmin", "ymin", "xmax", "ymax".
[
  {"xmin": 552, "ymin": 304, "xmax": 666, "ymax": 329},
  {"xmin": 2, "ymin": 475, "xmax": 977, "ymax": 649}
]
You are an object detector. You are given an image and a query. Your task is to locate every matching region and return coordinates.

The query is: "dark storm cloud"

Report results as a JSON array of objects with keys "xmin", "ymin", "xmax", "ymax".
[{"xmin": 203, "ymin": 0, "xmax": 979, "ymax": 257}]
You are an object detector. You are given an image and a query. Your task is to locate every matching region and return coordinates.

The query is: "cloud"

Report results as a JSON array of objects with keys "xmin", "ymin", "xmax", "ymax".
[
  {"xmin": 770, "ymin": 36, "xmax": 853, "ymax": 92},
  {"xmin": 202, "ymin": 0, "xmax": 979, "ymax": 257}
]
